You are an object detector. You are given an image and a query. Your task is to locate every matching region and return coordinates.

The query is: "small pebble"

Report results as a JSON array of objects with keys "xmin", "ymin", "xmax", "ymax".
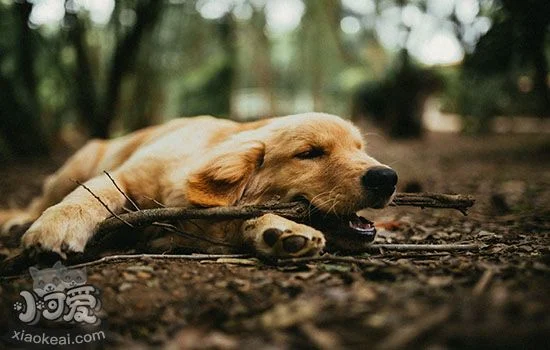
[{"xmin": 119, "ymin": 282, "xmax": 133, "ymax": 292}]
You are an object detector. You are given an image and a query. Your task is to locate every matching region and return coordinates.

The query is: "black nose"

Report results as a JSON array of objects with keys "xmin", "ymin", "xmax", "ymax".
[{"xmin": 362, "ymin": 166, "xmax": 398, "ymax": 190}]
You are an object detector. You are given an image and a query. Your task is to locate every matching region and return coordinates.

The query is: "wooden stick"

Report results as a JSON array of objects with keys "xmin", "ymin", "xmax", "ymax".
[
  {"xmin": 96, "ymin": 201, "xmax": 310, "ymax": 234},
  {"xmin": 391, "ymin": 192, "xmax": 475, "ymax": 215},
  {"xmin": 96, "ymin": 192, "xmax": 474, "ymax": 234}
]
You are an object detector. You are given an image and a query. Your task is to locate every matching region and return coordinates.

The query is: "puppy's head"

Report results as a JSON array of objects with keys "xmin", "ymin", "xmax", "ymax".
[
  {"xmin": 186, "ymin": 113, "xmax": 397, "ymax": 218},
  {"xmin": 246, "ymin": 113, "xmax": 397, "ymax": 214}
]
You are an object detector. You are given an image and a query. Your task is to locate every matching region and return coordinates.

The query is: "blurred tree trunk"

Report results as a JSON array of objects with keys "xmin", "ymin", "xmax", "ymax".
[
  {"xmin": 532, "ymin": 45, "xmax": 550, "ymax": 115},
  {"xmin": 217, "ymin": 14, "xmax": 237, "ymax": 117},
  {"xmin": 98, "ymin": 0, "xmax": 164, "ymax": 138},
  {"xmin": 302, "ymin": 0, "xmax": 325, "ymax": 111},
  {"xmin": 0, "ymin": 77, "xmax": 49, "ymax": 157},
  {"xmin": 527, "ymin": 21, "xmax": 550, "ymax": 116},
  {"xmin": 125, "ymin": 49, "xmax": 163, "ymax": 131},
  {"xmin": 301, "ymin": 0, "xmax": 348, "ymax": 113},
  {"xmin": 251, "ymin": 8, "xmax": 276, "ymax": 117},
  {"xmin": 322, "ymin": 0, "xmax": 355, "ymax": 64},
  {"xmin": 66, "ymin": 13, "xmax": 101, "ymax": 136},
  {"xmin": 501, "ymin": 0, "xmax": 550, "ymax": 116},
  {"xmin": 0, "ymin": 1, "xmax": 50, "ymax": 157},
  {"xmin": 17, "ymin": 1, "xmax": 38, "ymax": 109},
  {"xmin": 67, "ymin": 0, "xmax": 164, "ymax": 138},
  {"xmin": 386, "ymin": 50, "xmax": 424, "ymax": 138}
]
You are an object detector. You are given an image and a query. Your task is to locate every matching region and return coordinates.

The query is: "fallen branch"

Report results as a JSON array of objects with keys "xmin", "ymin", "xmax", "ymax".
[
  {"xmin": 96, "ymin": 201, "xmax": 310, "ymax": 234},
  {"xmin": 96, "ymin": 192, "xmax": 475, "ymax": 234},
  {"xmin": 391, "ymin": 192, "xmax": 475, "ymax": 215}
]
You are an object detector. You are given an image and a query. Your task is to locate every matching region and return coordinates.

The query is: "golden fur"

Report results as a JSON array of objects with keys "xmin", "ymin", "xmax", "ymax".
[{"xmin": 0, "ymin": 113, "xmax": 393, "ymax": 258}]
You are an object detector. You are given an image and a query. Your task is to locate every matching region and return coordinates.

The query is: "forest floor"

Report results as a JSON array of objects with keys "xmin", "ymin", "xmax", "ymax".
[{"xmin": 0, "ymin": 132, "xmax": 549, "ymax": 349}]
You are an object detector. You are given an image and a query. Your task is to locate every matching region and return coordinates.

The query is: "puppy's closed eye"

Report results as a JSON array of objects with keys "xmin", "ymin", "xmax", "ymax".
[{"xmin": 294, "ymin": 147, "xmax": 325, "ymax": 160}]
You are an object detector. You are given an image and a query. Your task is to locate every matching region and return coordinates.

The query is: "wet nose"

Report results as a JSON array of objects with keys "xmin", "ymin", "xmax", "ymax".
[{"xmin": 362, "ymin": 166, "xmax": 398, "ymax": 190}]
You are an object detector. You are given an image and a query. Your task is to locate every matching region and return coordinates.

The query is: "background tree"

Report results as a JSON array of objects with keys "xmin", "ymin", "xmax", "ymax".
[{"xmin": 67, "ymin": 0, "xmax": 164, "ymax": 138}]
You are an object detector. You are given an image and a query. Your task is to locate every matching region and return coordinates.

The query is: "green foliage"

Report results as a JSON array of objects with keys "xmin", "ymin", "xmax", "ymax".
[
  {"xmin": 178, "ymin": 54, "xmax": 234, "ymax": 117},
  {"xmin": 1, "ymin": 0, "xmax": 549, "ymax": 158}
]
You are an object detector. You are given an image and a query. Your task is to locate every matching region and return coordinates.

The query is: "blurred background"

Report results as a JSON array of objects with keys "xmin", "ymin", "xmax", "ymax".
[{"xmin": 0, "ymin": 0, "xmax": 549, "ymax": 159}]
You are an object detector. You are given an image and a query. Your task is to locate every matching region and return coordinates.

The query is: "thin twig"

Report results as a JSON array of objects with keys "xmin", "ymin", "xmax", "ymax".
[
  {"xmin": 68, "ymin": 253, "xmax": 251, "ymax": 269},
  {"xmin": 72, "ymin": 179, "xmax": 134, "ymax": 228},
  {"xmin": 275, "ymin": 245, "xmax": 480, "ymax": 266},
  {"xmin": 121, "ymin": 206, "xmax": 134, "ymax": 213},
  {"xmin": 103, "ymin": 171, "xmax": 140, "ymax": 211},
  {"xmin": 369, "ymin": 243, "xmax": 483, "ymax": 251},
  {"xmin": 150, "ymin": 222, "xmax": 236, "ymax": 248},
  {"xmin": 84, "ymin": 174, "xmax": 237, "ymax": 248},
  {"xmin": 473, "ymin": 268, "xmax": 495, "ymax": 296},
  {"xmin": 200, "ymin": 257, "xmax": 260, "ymax": 266},
  {"xmin": 277, "ymin": 255, "xmax": 379, "ymax": 266},
  {"xmin": 143, "ymin": 195, "xmax": 166, "ymax": 208}
]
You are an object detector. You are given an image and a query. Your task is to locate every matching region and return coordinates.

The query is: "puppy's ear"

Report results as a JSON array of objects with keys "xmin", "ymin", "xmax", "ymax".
[{"xmin": 186, "ymin": 141, "xmax": 265, "ymax": 207}]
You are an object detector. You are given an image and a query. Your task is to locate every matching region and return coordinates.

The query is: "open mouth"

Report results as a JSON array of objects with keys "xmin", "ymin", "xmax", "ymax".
[
  {"xmin": 346, "ymin": 214, "xmax": 377, "ymax": 242},
  {"xmin": 306, "ymin": 210, "xmax": 377, "ymax": 244},
  {"xmin": 310, "ymin": 212, "xmax": 377, "ymax": 253}
]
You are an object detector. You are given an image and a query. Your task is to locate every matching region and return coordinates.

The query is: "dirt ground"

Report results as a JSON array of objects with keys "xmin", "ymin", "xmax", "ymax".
[{"xmin": 0, "ymin": 132, "xmax": 549, "ymax": 349}]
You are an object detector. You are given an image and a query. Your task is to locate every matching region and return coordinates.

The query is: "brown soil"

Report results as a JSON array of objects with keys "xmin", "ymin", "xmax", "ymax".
[{"xmin": 0, "ymin": 132, "xmax": 549, "ymax": 349}]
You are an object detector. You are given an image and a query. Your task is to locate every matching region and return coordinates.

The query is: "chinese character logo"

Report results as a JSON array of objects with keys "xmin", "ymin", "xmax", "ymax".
[{"xmin": 13, "ymin": 262, "xmax": 102, "ymax": 326}]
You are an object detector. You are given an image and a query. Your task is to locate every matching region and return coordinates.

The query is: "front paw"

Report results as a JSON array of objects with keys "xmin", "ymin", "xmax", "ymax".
[
  {"xmin": 243, "ymin": 214, "xmax": 326, "ymax": 258},
  {"xmin": 21, "ymin": 204, "xmax": 97, "ymax": 258}
]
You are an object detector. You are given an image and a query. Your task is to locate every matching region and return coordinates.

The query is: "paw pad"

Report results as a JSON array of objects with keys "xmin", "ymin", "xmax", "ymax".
[
  {"xmin": 248, "ymin": 214, "xmax": 325, "ymax": 258},
  {"xmin": 262, "ymin": 228, "xmax": 282, "ymax": 247},
  {"xmin": 13, "ymin": 302, "xmax": 22, "ymax": 311},
  {"xmin": 282, "ymin": 236, "xmax": 307, "ymax": 253}
]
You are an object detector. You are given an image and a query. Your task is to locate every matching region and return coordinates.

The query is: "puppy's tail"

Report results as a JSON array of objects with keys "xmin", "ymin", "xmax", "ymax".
[{"xmin": 0, "ymin": 209, "xmax": 33, "ymax": 235}]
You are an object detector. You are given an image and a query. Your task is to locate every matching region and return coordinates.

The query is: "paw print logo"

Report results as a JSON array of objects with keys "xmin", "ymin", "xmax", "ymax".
[
  {"xmin": 13, "ymin": 301, "xmax": 23, "ymax": 312},
  {"xmin": 36, "ymin": 300, "xmax": 45, "ymax": 311}
]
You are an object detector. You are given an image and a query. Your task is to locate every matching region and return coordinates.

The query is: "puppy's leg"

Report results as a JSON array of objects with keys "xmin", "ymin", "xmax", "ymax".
[
  {"xmin": 21, "ymin": 172, "xmax": 130, "ymax": 258},
  {"xmin": 241, "ymin": 214, "xmax": 325, "ymax": 258},
  {"xmin": 1, "ymin": 140, "xmax": 105, "ymax": 234}
]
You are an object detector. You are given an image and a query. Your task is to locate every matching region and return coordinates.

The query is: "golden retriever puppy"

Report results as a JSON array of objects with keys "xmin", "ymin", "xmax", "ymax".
[{"xmin": 0, "ymin": 113, "xmax": 397, "ymax": 258}]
